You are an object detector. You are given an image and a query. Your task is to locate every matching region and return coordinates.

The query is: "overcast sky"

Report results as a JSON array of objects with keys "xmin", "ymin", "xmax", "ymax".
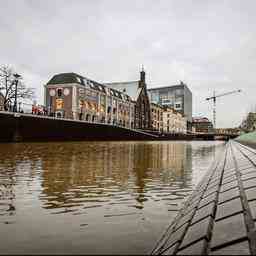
[{"xmin": 1, "ymin": 0, "xmax": 256, "ymax": 127}]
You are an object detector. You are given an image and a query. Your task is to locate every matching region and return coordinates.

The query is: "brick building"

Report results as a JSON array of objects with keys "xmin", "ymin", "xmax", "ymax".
[
  {"xmin": 44, "ymin": 73, "xmax": 135, "ymax": 128},
  {"xmin": 192, "ymin": 117, "xmax": 214, "ymax": 133},
  {"xmin": 0, "ymin": 93, "xmax": 4, "ymax": 111},
  {"xmin": 163, "ymin": 108, "xmax": 187, "ymax": 134},
  {"xmin": 104, "ymin": 69, "xmax": 151, "ymax": 129},
  {"xmin": 148, "ymin": 81, "xmax": 192, "ymax": 130},
  {"xmin": 150, "ymin": 103, "xmax": 163, "ymax": 132}
]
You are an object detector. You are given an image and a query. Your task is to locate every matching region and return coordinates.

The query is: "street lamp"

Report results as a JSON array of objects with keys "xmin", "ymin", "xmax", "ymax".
[{"xmin": 13, "ymin": 73, "xmax": 21, "ymax": 112}]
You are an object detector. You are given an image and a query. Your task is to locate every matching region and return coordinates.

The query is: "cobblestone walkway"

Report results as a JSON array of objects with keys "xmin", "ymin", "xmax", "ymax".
[{"xmin": 151, "ymin": 141, "xmax": 256, "ymax": 255}]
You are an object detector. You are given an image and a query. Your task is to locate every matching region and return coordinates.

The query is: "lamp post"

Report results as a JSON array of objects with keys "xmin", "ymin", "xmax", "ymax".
[{"xmin": 13, "ymin": 73, "xmax": 21, "ymax": 112}]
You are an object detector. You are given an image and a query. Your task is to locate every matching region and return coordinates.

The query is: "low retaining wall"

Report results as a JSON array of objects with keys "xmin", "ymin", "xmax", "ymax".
[
  {"xmin": 0, "ymin": 112, "xmax": 157, "ymax": 142},
  {"xmin": 152, "ymin": 141, "xmax": 256, "ymax": 255}
]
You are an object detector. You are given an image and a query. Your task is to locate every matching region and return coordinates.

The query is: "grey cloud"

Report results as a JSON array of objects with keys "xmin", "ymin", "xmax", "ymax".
[{"xmin": 1, "ymin": 0, "xmax": 256, "ymax": 127}]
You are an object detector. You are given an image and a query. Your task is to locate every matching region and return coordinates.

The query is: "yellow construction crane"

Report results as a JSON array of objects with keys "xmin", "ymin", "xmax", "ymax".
[{"xmin": 206, "ymin": 89, "xmax": 242, "ymax": 128}]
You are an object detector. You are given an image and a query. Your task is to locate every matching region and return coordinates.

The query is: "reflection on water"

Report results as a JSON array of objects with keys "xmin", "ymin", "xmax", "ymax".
[{"xmin": 0, "ymin": 141, "xmax": 224, "ymax": 254}]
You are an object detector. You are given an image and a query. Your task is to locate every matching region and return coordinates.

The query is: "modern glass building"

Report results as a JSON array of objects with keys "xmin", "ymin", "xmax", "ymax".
[{"xmin": 147, "ymin": 81, "xmax": 192, "ymax": 126}]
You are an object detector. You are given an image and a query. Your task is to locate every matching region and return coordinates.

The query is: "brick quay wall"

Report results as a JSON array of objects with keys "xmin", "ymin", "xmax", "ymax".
[
  {"xmin": 0, "ymin": 112, "xmax": 157, "ymax": 142},
  {"xmin": 0, "ymin": 111, "xmax": 226, "ymax": 143},
  {"xmin": 151, "ymin": 141, "xmax": 256, "ymax": 255}
]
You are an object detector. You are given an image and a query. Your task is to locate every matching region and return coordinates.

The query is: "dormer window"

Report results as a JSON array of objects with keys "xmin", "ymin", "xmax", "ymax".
[{"xmin": 76, "ymin": 77, "xmax": 82, "ymax": 83}]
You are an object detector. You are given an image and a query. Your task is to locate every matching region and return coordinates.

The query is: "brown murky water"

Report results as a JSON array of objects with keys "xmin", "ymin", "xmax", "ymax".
[{"xmin": 0, "ymin": 141, "xmax": 225, "ymax": 254}]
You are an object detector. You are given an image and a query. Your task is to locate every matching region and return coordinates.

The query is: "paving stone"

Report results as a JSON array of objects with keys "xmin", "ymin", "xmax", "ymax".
[
  {"xmin": 203, "ymin": 185, "xmax": 219, "ymax": 199},
  {"xmin": 241, "ymin": 172, "xmax": 256, "ymax": 181},
  {"xmin": 210, "ymin": 240, "xmax": 250, "ymax": 255},
  {"xmin": 222, "ymin": 170, "xmax": 236, "ymax": 180},
  {"xmin": 156, "ymin": 225, "xmax": 176, "ymax": 249},
  {"xmin": 243, "ymin": 178, "xmax": 256, "ymax": 189},
  {"xmin": 218, "ymin": 187, "xmax": 240, "ymax": 204},
  {"xmin": 189, "ymin": 194, "xmax": 202, "ymax": 206},
  {"xmin": 237, "ymin": 160, "xmax": 251, "ymax": 166},
  {"xmin": 224, "ymin": 163, "xmax": 235, "ymax": 170},
  {"xmin": 163, "ymin": 224, "xmax": 188, "ymax": 250},
  {"xmin": 223, "ymin": 167, "xmax": 236, "ymax": 174},
  {"xmin": 216, "ymin": 198, "xmax": 243, "ymax": 220},
  {"xmin": 207, "ymin": 179, "xmax": 221, "ymax": 190},
  {"xmin": 240, "ymin": 167, "xmax": 256, "ymax": 175},
  {"xmin": 211, "ymin": 172, "xmax": 222, "ymax": 181},
  {"xmin": 248, "ymin": 200, "xmax": 256, "ymax": 220},
  {"xmin": 238, "ymin": 163, "xmax": 255, "ymax": 171},
  {"xmin": 180, "ymin": 216, "xmax": 212, "ymax": 249},
  {"xmin": 198, "ymin": 192, "xmax": 217, "ymax": 209},
  {"xmin": 191, "ymin": 202, "xmax": 215, "ymax": 225},
  {"xmin": 216, "ymin": 240, "xmax": 251, "ymax": 255},
  {"xmin": 209, "ymin": 176, "xmax": 222, "ymax": 185},
  {"xmin": 222, "ymin": 174, "xmax": 237, "ymax": 185},
  {"xmin": 175, "ymin": 211, "xmax": 194, "ymax": 230},
  {"xmin": 245, "ymin": 187, "xmax": 256, "ymax": 201},
  {"xmin": 211, "ymin": 213, "xmax": 247, "ymax": 249},
  {"xmin": 177, "ymin": 239, "xmax": 207, "ymax": 255},
  {"xmin": 220, "ymin": 180, "xmax": 238, "ymax": 193},
  {"xmin": 162, "ymin": 242, "xmax": 178, "ymax": 255},
  {"xmin": 182, "ymin": 201, "xmax": 198, "ymax": 216}
]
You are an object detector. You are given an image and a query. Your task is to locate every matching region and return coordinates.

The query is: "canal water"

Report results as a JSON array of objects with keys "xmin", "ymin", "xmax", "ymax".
[{"xmin": 0, "ymin": 141, "xmax": 225, "ymax": 254}]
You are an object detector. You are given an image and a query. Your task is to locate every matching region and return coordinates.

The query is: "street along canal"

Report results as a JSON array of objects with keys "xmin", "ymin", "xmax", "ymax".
[{"xmin": 0, "ymin": 140, "xmax": 225, "ymax": 254}]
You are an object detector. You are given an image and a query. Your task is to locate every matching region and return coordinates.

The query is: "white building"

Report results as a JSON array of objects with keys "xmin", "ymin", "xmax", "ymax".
[{"xmin": 163, "ymin": 108, "xmax": 187, "ymax": 134}]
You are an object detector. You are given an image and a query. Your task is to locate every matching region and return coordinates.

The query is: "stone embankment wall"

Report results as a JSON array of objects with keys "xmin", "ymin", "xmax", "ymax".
[
  {"xmin": 152, "ymin": 141, "xmax": 256, "ymax": 255},
  {"xmin": 0, "ymin": 112, "xmax": 156, "ymax": 142},
  {"xmin": 236, "ymin": 131, "xmax": 256, "ymax": 150}
]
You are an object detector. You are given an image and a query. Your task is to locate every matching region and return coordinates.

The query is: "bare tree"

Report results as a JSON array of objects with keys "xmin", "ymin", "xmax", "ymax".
[{"xmin": 0, "ymin": 65, "xmax": 35, "ymax": 111}]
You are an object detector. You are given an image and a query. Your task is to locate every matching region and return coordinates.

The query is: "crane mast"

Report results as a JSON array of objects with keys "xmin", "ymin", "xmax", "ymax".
[{"xmin": 206, "ymin": 89, "xmax": 241, "ymax": 129}]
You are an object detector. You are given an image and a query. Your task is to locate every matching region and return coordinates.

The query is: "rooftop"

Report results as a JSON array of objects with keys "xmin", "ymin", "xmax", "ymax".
[
  {"xmin": 104, "ymin": 81, "xmax": 141, "ymax": 101},
  {"xmin": 47, "ymin": 72, "xmax": 132, "ymax": 101}
]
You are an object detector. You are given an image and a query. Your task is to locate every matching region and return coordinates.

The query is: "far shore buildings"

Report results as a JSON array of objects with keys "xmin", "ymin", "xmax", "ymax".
[
  {"xmin": 45, "ymin": 72, "xmax": 135, "ymax": 128},
  {"xmin": 150, "ymin": 103, "xmax": 163, "ymax": 132},
  {"xmin": 147, "ymin": 81, "xmax": 192, "ymax": 130},
  {"xmin": 192, "ymin": 117, "xmax": 214, "ymax": 133},
  {"xmin": 240, "ymin": 112, "xmax": 256, "ymax": 132},
  {"xmin": 104, "ymin": 69, "xmax": 151, "ymax": 129},
  {"xmin": 44, "ymin": 69, "xmax": 189, "ymax": 134},
  {"xmin": 163, "ymin": 108, "xmax": 187, "ymax": 134},
  {"xmin": 150, "ymin": 103, "xmax": 187, "ymax": 134},
  {"xmin": 0, "ymin": 93, "xmax": 4, "ymax": 111}
]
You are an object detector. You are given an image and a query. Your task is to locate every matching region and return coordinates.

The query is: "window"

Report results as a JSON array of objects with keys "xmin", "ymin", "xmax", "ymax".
[
  {"xmin": 57, "ymin": 88, "xmax": 62, "ymax": 97},
  {"xmin": 175, "ymin": 103, "xmax": 181, "ymax": 109}
]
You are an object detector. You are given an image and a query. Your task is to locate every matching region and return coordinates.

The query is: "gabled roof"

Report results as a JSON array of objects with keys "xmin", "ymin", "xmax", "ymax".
[
  {"xmin": 47, "ymin": 72, "xmax": 106, "ymax": 93},
  {"xmin": 104, "ymin": 81, "xmax": 141, "ymax": 101},
  {"xmin": 46, "ymin": 72, "xmax": 132, "ymax": 101}
]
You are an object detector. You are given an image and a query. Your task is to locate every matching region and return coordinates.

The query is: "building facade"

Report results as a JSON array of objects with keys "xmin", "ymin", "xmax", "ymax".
[
  {"xmin": 0, "ymin": 93, "xmax": 4, "ymax": 111},
  {"xmin": 163, "ymin": 108, "xmax": 187, "ymax": 134},
  {"xmin": 104, "ymin": 70, "xmax": 151, "ymax": 129},
  {"xmin": 150, "ymin": 103, "xmax": 163, "ymax": 132},
  {"xmin": 147, "ymin": 81, "xmax": 192, "ymax": 129},
  {"xmin": 192, "ymin": 117, "xmax": 214, "ymax": 133},
  {"xmin": 240, "ymin": 112, "xmax": 256, "ymax": 132},
  {"xmin": 44, "ymin": 73, "xmax": 135, "ymax": 128}
]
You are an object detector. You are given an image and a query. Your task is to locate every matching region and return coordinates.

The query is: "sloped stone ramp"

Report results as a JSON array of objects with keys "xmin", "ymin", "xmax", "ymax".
[{"xmin": 151, "ymin": 141, "xmax": 256, "ymax": 255}]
